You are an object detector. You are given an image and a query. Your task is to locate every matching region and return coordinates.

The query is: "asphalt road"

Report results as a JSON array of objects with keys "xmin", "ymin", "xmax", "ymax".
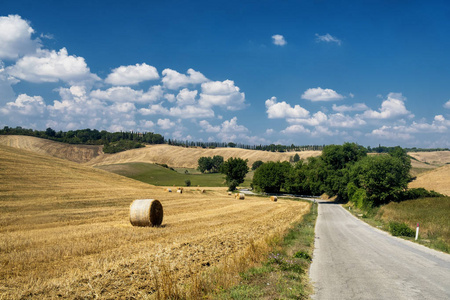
[{"xmin": 309, "ymin": 201, "xmax": 450, "ymax": 300}]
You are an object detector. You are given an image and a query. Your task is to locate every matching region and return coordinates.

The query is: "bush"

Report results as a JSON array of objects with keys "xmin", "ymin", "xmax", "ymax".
[
  {"xmin": 185, "ymin": 179, "xmax": 191, "ymax": 187},
  {"xmin": 389, "ymin": 221, "xmax": 415, "ymax": 237},
  {"xmin": 398, "ymin": 188, "xmax": 443, "ymax": 201}
]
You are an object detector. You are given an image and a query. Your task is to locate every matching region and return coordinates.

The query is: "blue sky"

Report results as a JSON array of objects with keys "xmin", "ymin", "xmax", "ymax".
[{"xmin": 1, "ymin": 0, "xmax": 449, "ymax": 147}]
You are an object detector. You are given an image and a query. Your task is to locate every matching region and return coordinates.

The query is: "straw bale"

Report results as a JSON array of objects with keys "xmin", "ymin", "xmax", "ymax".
[
  {"xmin": 236, "ymin": 193, "xmax": 245, "ymax": 200},
  {"xmin": 168, "ymin": 188, "xmax": 172, "ymax": 192},
  {"xmin": 177, "ymin": 189, "xmax": 183, "ymax": 194},
  {"xmin": 228, "ymin": 192, "xmax": 232, "ymax": 196},
  {"xmin": 129, "ymin": 199, "xmax": 163, "ymax": 227},
  {"xmin": 201, "ymin": 189, "xmax": 205, "ymax": 193},
  {"xmin": 270, "ymin": 196, "xmax": 278, "ymax": 202}
]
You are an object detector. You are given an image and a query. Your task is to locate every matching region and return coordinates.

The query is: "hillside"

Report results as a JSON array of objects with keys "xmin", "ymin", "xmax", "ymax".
[
  {"xmin": 87, "ymin": 144, "xmax": 321, "ymax": 168},
  {"xmin": 0, "ymin": 135, "xmax": 102, "ymax": 163},
  {"xmin": 408, "ymin": 151, "xmax": 450, "ymax": 166},
  {"xmin": 409, "ymin": 164, "xmax": 450, "ymax": 196},
  {"xmin": 0, "ymin": 144, "xmax": 309, "ymax": 298}
]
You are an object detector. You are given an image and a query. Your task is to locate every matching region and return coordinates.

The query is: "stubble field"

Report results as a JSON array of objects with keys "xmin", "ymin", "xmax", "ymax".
[{"xmin": 0, "ymin": 144, "xmax": 309, "ymax": 299}]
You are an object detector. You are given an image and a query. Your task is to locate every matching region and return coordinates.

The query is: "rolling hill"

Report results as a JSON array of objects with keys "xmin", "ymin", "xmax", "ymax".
[
  {"xmin": 0, "ymin": 143, "xmax": 310, "ymax": 298},
  {"xmin": 409, "ymin": 164, "xmax": 450, "ymax": 196}
]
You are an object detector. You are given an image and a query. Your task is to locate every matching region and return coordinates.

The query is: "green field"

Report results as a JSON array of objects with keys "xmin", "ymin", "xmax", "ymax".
[{"xmin": 96, "ymin": 162, "xmax": 254, "ymax": 187}]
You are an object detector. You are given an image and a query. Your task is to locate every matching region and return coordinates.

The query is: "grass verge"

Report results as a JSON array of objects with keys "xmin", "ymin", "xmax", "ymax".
[
  {"xmin": 344, "ymin": 197, "xmax": 450, "ymax": 253},
  {"xmin": 214, "ymin": 200, "xmax": 318, "ymax": 300}
]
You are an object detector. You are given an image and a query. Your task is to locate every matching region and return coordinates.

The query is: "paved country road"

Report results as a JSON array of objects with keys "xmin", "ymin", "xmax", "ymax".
[{"xmin": 309, "ymin": 201, "xmax": 450, "ymax": 300}]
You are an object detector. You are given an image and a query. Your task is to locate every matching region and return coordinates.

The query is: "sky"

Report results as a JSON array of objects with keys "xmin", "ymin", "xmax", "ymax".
[{"xmin": 1, "ymin": 0, "xmax": 449, "ymax": 148}]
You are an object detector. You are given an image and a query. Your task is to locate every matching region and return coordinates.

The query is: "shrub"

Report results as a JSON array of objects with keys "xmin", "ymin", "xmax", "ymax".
[
  {"xmin": 185, "ymin": 179, "xmax": 191, "ymax": 187},
  {"xmin": 398, "ymin": 188, "xmax": 443, "ymax": 201},
  {"xmin": 389, "ymin": 221, "xmax": 415, "ymax": 237}
]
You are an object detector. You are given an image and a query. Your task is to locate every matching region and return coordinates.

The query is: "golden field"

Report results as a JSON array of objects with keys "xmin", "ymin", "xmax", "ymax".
[
  {"xmin": 0, "ymin": 144, "xmax": 310, "ymax": 299},
  {"xmin": 409, "ymin": 164, "xmax": 450, "ymax": 196}
]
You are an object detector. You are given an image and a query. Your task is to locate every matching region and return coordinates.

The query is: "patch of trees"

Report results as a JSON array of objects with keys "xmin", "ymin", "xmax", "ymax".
[
  {"xmin": 252, "ymin": 143, "xmax": 437, "ymax": 207},
  {"xmin": 0, "ymin": 126, "xmax": 164, "ymax": 153},
  {"xmin": 221, "ymin": 157, "xmax": 249, "ymax": 191},
  {"xmin": 197, "ymin": 156, "xmax": 224, "ymax": 173}
]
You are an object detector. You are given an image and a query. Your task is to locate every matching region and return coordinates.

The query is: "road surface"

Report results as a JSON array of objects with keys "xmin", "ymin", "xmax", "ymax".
[{"xmin": 309, "ymin": 201, "xmax": 450, "ymax": 300}]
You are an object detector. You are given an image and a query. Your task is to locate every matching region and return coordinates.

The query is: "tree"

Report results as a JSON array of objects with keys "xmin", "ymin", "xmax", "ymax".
[
  {"xmin": 185, "ymin": 179, "xmax": 191, "ymax": 187},
  {"xmin": 211, "ymin": 155, "xmax": 224, "ymax": 173},
  {"xmin": 252, "ymin": 161, "xmax": 291, "ymax": 193},
  {"xmin": 293, "ymin": 153, "xmax": 300, "ymax": 162},
  {"xmin": 221, "ymin": 157, "xmax": 249, "ymax": 191},
  {"xmin": 197, "ymin": 157, "xmax": 213, "ymax": 173},
  {"xmin": 252, "ymin": 160, "xmax": 263, "ymax": 170}
]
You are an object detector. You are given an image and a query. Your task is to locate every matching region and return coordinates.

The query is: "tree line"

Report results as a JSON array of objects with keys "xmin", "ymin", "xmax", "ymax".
[{"xmin": 252, "ymin": 143, "xmax": 442, "ymax": 208}]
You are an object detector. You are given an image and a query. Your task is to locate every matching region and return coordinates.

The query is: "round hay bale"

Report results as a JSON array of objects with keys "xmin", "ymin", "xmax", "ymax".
[
  {"xmin": 130, "ymin": 199, "xmax": 163, "ymax": 227},
  {"xmin": 201, "ymin": 189, "xmax": 205, "ymax": 193},
  {"xmin": 270, "ymin": 196, "xmax": 278, "ymax": 202},
  {"xmin": 228, "ymin": 191, "xmax": 232, "ymax": 196},
  {"xmin": 168, "ymin": 188, "xmax": 172, "ymax": 192},
  {"xmin": 236, "ymin": 193, "xmax": 245, "ymax": 200},
  {"xmin": 177, "ymin": 189, "xmax": 183, "ymax": 194}
]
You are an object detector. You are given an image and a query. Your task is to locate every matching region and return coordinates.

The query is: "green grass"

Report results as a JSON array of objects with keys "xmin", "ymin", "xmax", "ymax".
[
  {"xmin": 96, "ymin": 163, "xmax": 254, "ymax": 187},
  {"xmin": 217, "ymin": 201, "xmax": 317, "ymax": 300},
  {"xmin": 345, "ymin": 197, "xmax": 450, "ymax": 253}
]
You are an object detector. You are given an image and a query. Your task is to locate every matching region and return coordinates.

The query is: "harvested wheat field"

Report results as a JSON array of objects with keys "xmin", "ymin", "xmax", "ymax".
[
  {"xmin": 86, "ymin": 144, "xmax": 321, "ymax": 168},
  {"xmin": 0, "ymin": 144, "xmax": 310, "ymax": 299},
  {"xmin": 408, "ymin": 151, "xmax": 450, "ymax": 166},
  {"xmin": 409, "ymin": 164, "xmax": 450, "ymax": 196},
  {"xmin": 0, "ymin": 135, "xmax": 102, "ymax": 163}
]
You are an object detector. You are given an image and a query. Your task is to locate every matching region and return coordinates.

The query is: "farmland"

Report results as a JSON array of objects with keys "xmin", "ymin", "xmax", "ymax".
[{"xmin": 0, "ymin": 144, "xmax": 310, "ymax": 298}]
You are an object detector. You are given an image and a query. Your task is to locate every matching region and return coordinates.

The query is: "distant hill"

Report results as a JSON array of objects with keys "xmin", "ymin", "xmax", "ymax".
[
  {"xmin": 0, "ymin": 135, "xmax": 102, "ymax": 163},
  {"xmin": 409, "ymin": 165, "xmax": 450, "ymax": 196}
]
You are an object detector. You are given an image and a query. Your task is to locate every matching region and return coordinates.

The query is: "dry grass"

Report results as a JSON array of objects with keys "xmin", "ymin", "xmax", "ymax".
[
  {"xmin": 0, "ymin": 144, "xmax": 309, "ymax": 299},
  {"xmin": 0, "ymin": 135, "xmax": 102, "ymax": 163},
  {"xmin": 378, "ymin": 197, "xmax": 450, "ymax": 251},
  {"xmin": 408, "ymin": 151, "xmax": 450, "ymax": 166},
  {"xmin": 409, "ymin": 165, "xmax": 450, "ymax": 196},
  {"xmin": 86, "ymin": 144, "xmax": 320, "ymax": 169}
]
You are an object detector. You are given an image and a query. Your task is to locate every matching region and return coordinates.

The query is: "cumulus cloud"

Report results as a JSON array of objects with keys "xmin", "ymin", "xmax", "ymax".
[
  {"xmin": 301, "ymin": 87, "xmax": 344, "ymax": 102},
  {"xmin": 328, "ymin": 113, "xmax": 366, "ymax": 128},
  {"xmin": 265, "ymin": 96, "xmax": 309, "ymax": 119},
  {"xmin": 199, "ymin": 80, "xmax": 246, "ymax": 110},
  {"xmin": 287, "ymin": 111, "xmax": 328, "ymax": 126},
  {"xmin": 139, "ymin": 102, "xmax": 214, "ymax": 119},
  {"xmin": 176, "ymin": 88, "xmax": 198, "ymax": 106},
  {"xmin": 105, "ymin": 63, "xmax": 159, "ymax": 85},
  {"xmin": 0, "ymin": 15, "xmax": 41, "ymax": 60},
  {"xmin": 7, "ymin": 48, "xmax": 100, "ymax": 85},
  {"xmin": 91, "ymin": 85, "xmax": 163, "ymax": 103},
  {"xmin": 162, "ymin": 68, "xmax": 208, "ymax": 90},
  {"xmin": 0, "ymin": 94, "xmax": 46, "ymax": 116},
  {"xmin": 444, "ymin": 100, "xmax": 450, "ymax": 109},
  {"xmin": 272, "ymin": 34, "xmax": 287, "ymax": 46},
  {"xmin": 368, "ymin": 126, "xmax": 413, "ymax": 140},
  {"xmin": 281, "ymin": 124, "xmax": 311, "ymax": 134},
  {"xmin": 199, "ymin": 120, "xmax": 220, "ymax": 133},
  {"xmin": 361, "ymin": 93, "xmax": 413, "ymax": 119},
  {"xmin": 217, "ymin": 117, "xmax": 249, "ymax": 142},
  {"xmin": 315, "ymin": 33, "xmax": 342, "ymax": 45},
  {"xmin": 332, "ymin": 103, "xmax": 369, "ymax": 112},
  {"xmin": 157, "ymin": 118, "xmax": 176, "ymax": 130}
]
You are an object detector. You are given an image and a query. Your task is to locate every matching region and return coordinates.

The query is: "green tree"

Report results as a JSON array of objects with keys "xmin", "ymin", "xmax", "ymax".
[
  {"xmin": 197, "ymin": 157, "xmax": 212, "ymax": 173},
  {"xmin": 252, "ymin": 160, "xmax": 263, "ymax": 170},
  {"xmin": 252, "ymin": 161, "xmax": 292, "ymax": 193},
  {"xmin": 293, "ymin": 153, "xmax": 300, "ymax": 162},
  {"xmin": 221, "ymin": 157, "xmax": 249, "ymax": 191},
  {"xmin": 211, "ymin": 155, "xmax": 224, "ymax": 173}
]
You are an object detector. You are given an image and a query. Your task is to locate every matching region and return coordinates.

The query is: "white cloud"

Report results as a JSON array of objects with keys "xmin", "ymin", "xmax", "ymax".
[
  {"xmin": 281, "ymin": 124, "xmax": 311, "ymax": 134},
  {"xmin": 176, "ymin": 88, "xmax": 198, "ymax": 106},
  {"xmin": 139, "ymin": 102, "xmax": 214, "ymax": 119},
  {"xmin": 139, "ymin": 120, "xmax": 155, "ymax": 129},
  {"xmin": 265, "ymin": 96, "xmax": 309, "ymax": 119},
  {"xmin": 157, "ymin": 118, "xmax": 176, "ymax": 130},
  {"xmin": 368, "ymin": 125, "xmax": 413, "ymax": 140},
  {"xmin": 105, "ymin": 63, "xmax": 159, "ymax": 85},
  {"xmin": 199, "ymin": 80, "xmax": 246, "ymax": 110},
  {"xmin": 91, "ymin": 85, "xmax": 163, "ymax": 103},
  {"xmin": 266, "ymin": 129, "xmax": 274, "ymax": 135},
  {"xmin": 7, "ymin": 48, "xmax": 100, "ymax": 85},
  {"xmin": 0, "ymin": 15, "xmax": 41, "ymax": 60},
  {"xmin": 328, "ymin": 113, "xmax": 366, "ymax": 128},
  {"xmin": 332, "ymin": 103, "xmax": 369, "ymax": 112},
  {"xmin": 315, "ymin": 33, "xmax": 342, "ymax": 45},
  {"xmin": 0, "ymin": 94, "xmax": 46, "ymax": 116},
  {"xmin": 162, "ymin": 68, "xmax": 208, "ymax": 90},
  {"xmin": 361, "ymin": 93, "xmax": 414, "ymax": 119},
  {"xmin": 272, "ymin": 34, "xmax": 287, "ymax": 46},
  {"xmin": 287, "ymin": 111, "xmax": 328, "ymax": 126},
  {"xmin": 199, "ymin": 120, "xmax": 220, "ymax": 133},
  {"xmin": 0, "ymin": 63, "xmax": 17, "ymax": 103},
  {"xmin": 301, "ymin": 87, "xmax": 344, "ymax": 102},
  {"xmin": 444, "ymin": 100, "xmax": 450, "ymax": 109}
]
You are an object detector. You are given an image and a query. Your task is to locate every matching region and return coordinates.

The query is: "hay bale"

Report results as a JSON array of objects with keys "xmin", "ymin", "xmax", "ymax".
[
  {"xmin": 236, "ymin": 193, "xmax": 245, "ymax": 200},
  {"xmin": 270, "ymin": 196, "xmax": 278, "ymax": 202},
  {"xmin": 228, "ymin": 191, "xmax": 232, "ymax": 196},
  {"xmin": 177, "ymin": 189, "xmax": 183, "ymax": 194},
  {"xmin": 201, "ymin": 189, "xmax": 205, "ymax": 193},
  {"xmin": 130, "ymin": 199, "xmax": 163, "ymax": 227},
  {"xmin": 168, "ymin": 188, "xmax": 172, "ymax": 192}
]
